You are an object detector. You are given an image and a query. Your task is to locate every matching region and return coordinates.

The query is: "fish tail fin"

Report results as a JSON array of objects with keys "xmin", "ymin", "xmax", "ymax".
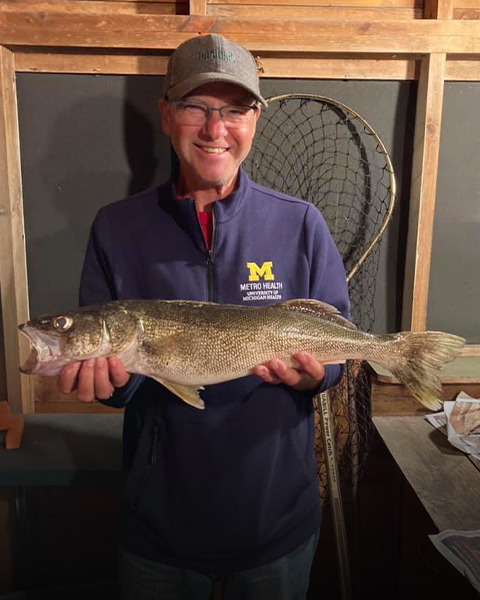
[{"xmin": 385, "ymin": 331, "xmax": 465, "ymax": 411}]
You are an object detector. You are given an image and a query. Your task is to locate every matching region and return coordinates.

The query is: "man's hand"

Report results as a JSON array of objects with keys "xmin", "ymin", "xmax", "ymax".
[
  {"xmin": 57, "ymin": 356, "xmax": 130, "ymax": 403},
  {"xmin": 251, "ymin": 351, "xmax": 325, "ymax": 392}
]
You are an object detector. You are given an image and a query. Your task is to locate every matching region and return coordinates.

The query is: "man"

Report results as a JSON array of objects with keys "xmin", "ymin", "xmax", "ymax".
[{"xmin": 59, "ymin": 34, "xmax": 349, "ymax": 600}]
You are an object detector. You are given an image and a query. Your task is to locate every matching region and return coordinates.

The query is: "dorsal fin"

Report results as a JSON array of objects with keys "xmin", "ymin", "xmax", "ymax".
[{"xmin": 271, "ymin": 299, "xmax": 356, "ymax": 330}]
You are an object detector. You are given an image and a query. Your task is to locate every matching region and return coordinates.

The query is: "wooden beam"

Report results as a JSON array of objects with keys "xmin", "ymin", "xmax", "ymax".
[
  {"xmin": 454, "ymin": 8, "xmax": 480, "ymax": 20},
  {"xmin": 209, "ymin": 0, "xmax": 419, "ymax": 6},
  {"xmin": 402, "ymin": 0, "xmax": 456, "ymax": 331},
  {"xmin": 0, "ymin": 46, "xmax": 34, "ymax": 413},
  {"xmin": 14, "ymin": 50, "xmax": 421, "ymax": 78},
  {"xmin": 402, "ymin": 53, "xmax": 446, "ymax": 331},
  {"xmin": 10, "ymin": 50, "xmax": 480, "ymax": 81},
  {"xmin": 462, "ymin": 345, "xmax": 480, "ymax": 358},
  {"xmin": 455, "ymin": 0, "xmax": 480, "ymax": 6},
  {"xmin": 209, "ymin": 6, "xmax": 421, "ymax": 19},
  {"xmin": 14, "ymin": 50, "xmax": 171, "ymax": 75},
  {"xmin": 445, "ymin": 58, "xmax": 480, "ymax": 81},
  {"xmin": 189, "ymin": 0, "xmax": 207, "ymax": 15},
  {"xmin": 1, "ymin": 13, "xmax": 480, "ymax": 54},
  {"xmin": 424, "ymin": 0, "xmax": 454, "ymax": 19},
  {"xmin": 0, "ymin": 0, "xmax": 188, "ymax": 16}
]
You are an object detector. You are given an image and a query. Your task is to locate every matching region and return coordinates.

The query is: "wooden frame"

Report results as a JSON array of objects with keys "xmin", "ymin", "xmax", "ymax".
[{"xmin": 0, "ymin": 1, "xmax": 479, "ymax": 412}]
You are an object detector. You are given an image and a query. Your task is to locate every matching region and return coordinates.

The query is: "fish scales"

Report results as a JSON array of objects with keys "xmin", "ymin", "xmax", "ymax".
[
  {"xmin": 18, "ymin": 298, "xmax": 465, "ymax": 411},
  {"xmin": 126, "ymin": 301, "xmax": 364, "ymax": 382}
]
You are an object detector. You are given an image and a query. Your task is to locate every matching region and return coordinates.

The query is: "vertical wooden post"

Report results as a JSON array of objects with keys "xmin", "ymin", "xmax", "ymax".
[
  {"xmin": 402, "ymin": 0, "xmax": 453, "ymax": 331},
  {"xmin": 0, "ymin": 46, "xmax": 34, "ymax": 413},
  {"xmin": 402, "ymin": 53, "xmax": 446, "ymax": 331},
  {"xmin": 424, "ymin": 0, "xmax": 454, "ymax": 19},
  {"xmin": 189, "ymin": 0, "xmax": 207, "ymax": 16}
]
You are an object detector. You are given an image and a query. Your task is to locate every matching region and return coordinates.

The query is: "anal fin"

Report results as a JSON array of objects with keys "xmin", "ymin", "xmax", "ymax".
[{"xmin": 152, "ymin": 376, "xmax": 205, "ymax": 410}]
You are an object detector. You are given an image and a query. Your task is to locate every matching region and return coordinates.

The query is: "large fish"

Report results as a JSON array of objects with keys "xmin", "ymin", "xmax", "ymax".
[{"xmin": 18, "ymin": 298, "xmax": 465, "ymax": 410}]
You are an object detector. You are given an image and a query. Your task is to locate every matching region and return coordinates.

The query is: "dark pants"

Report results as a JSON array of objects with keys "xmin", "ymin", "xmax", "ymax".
[{"xmin": 119, "ymin": 530, "xmax": 319, "ymax": 600}]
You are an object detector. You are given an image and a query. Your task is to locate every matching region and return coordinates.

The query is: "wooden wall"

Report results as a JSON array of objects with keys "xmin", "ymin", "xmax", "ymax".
[
  {"xmin": 5, "ymin": 0, "xmax": 479, "ymax": 20},
  {"xmin": 0, "ymin": 0, "xmax": 479, "ymax": 413}
]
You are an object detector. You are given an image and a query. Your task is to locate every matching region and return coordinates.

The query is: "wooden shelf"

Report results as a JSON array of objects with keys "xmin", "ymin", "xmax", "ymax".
[{"xmin": 369, "ymin": 356, "xmax": 480, "ymax": 416}]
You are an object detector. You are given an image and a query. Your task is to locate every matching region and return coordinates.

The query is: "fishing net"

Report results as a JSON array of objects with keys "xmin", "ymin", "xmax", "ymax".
[{"xmin": 243, "ymin": 93, "xmax": 396, "ymax": 504}]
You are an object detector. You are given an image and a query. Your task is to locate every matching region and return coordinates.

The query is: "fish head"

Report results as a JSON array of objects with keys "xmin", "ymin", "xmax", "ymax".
[{"xmin": 18, "ymin": 305, "xmax": 122, "ymax": 376}]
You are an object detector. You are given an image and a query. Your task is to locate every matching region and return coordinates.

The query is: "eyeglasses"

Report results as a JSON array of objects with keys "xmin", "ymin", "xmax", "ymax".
[{"xmin": 170, "ymin": 100, "xmax": 258, "ymax": 127}]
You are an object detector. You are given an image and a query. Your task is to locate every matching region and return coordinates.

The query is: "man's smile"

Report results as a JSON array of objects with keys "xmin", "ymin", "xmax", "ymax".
[{"xmin": 197, "ymin": 145, "xmax": 229, "ymax": 154}]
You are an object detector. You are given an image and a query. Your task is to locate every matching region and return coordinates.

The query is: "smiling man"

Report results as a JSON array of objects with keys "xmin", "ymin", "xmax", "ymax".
[
  {"xmin": 159, "ymin": 83, "xmax": 259, "ymax": 204},
  {"xmin": 59, "ymin": 34, "xmax": 350, "ymax": 600}
]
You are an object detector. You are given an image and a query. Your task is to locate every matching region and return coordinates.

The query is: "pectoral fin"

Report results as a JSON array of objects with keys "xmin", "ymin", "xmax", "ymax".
[{"xmin": 151, "ymin": 376, "xmax": 205, "ymax": 410}]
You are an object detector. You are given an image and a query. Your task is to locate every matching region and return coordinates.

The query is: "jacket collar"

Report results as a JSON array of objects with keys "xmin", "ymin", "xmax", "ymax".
[
  {"xmin": 158, "ymin": 168, "xmax": 251, "ymax": 241},
  {"xmin": 209, "ymin": 168, "xmax": 250, "ymax": 224}
]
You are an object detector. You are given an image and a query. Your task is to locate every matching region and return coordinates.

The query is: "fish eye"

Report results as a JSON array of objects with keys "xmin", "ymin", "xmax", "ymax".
[{"xmin": 53, "ymin": 316, "xmax": 73, "ymax": 332}]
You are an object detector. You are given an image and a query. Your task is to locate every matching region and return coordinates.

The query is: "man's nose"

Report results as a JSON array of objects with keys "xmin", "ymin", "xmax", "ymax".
[{"xmin": 202, "ymin": 110, "xmax": 227, "ymax": 137}]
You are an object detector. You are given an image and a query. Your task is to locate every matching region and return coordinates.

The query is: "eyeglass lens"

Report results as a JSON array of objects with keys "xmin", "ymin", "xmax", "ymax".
[{"xmin": 173, "ymin": 102, "xmax": 255, "ymax": 127}]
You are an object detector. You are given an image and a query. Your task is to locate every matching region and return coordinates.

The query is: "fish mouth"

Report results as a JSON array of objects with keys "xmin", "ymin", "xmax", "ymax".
[
  {"xmin": 18, "ymin": 325, "xmax": 65, "ymax": 376},
  {"xmin": 20, "ymin": 347, "xmax": 40, "ymax": 374}
]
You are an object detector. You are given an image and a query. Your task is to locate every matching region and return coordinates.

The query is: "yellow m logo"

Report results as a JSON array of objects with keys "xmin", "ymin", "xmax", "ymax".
[{"xmin": 247, "ymin": 261, "xmax": 275, "ymax": 282}]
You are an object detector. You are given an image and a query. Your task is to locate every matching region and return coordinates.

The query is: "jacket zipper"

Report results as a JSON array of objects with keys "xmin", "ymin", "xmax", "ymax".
[
  {"xmin": 193, "ymin": 201, "xmax": 217, "ymax": 302},
  {"xmin": 208, "ymin": 207, "xmax": 217, "ymax": 302}
]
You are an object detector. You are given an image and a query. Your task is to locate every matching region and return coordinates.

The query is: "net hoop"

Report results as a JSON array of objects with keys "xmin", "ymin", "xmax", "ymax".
[{"xmin": 263, "ymin": 93, "xmax": 397, "ymax": 283}]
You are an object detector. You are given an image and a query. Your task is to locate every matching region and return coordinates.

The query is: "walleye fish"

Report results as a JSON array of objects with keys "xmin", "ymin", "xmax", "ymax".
[{"xmin": 18, "ymin": 298, "xmax": 465, "ymax": 411}]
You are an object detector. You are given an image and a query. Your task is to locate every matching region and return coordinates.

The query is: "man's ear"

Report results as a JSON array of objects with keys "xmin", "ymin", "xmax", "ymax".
[
  {"xmin": 251, "ymin": 105, "xmax": 261, "ymax": 136},
  {"xmin": 158, "ymin": 98, "xmax": 171, "ymax": 136}
]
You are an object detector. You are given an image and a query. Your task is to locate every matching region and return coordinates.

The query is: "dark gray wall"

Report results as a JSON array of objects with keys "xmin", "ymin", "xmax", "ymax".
[
  {"xmin": 17, "ymin": 74, "xmax": 172, "ymax": 317},
  {"xmin": 427, "ymin": 83, "xmax": 480, "ymax": 343},
  {"xmin": 15, "ymin": 73, "xmax": 478, "ymax": 341}
]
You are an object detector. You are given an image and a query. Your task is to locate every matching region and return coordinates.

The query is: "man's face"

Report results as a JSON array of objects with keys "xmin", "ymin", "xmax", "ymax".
[{"xmin": 159, "ymin": 82, "xmax": 261, "ymax": 193}]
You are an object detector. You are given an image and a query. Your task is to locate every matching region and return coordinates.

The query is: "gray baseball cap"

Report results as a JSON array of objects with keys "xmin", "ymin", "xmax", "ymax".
[{"xmin": 163, "ymin": 34, "xmax": 267, "ymax": 108}]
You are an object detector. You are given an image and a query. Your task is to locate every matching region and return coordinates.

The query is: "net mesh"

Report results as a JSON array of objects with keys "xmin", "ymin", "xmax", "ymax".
[{"xmin": 243, "ymin": 94, "xmax": 396, "ymax": 503}]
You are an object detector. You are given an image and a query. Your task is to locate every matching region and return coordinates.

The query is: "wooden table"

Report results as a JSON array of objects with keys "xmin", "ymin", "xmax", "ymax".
[
  {"xmin": 371, "ymin": 414, "xmax": 480, "ymax": 599},
  {"xmin": 373, "ymin": 415, "xmax": 480, "ymax": 532}
]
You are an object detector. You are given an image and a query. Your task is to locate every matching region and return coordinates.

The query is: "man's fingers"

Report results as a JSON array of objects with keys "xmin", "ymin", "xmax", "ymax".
[
  {"xmin": 252, "ymin": 354, "xmax": 326, "ymax": 391},
  {"xmin": 76, "ymin": 360, "xmax": 96, "ymax": 402},
  {"xmin": 94, "ymin": 357, "xmax": 115, "ymax": 400},
  {"xmin": 108, "ymin": 356, "xmax": 130, "ymax": 388},
  {"xmin": 293, "ymin": 352, "xmax": 325, "ymax": 381},
  {"xmin": 58, "ymin": 356, "xmax": 129, "ymax": 403},
  {"xmin": 58, "ymin": 362, "xmax": 82, "ymax": 394},
  {"xmin": 251, "ymin": 364, "xmax": 282, "ymax": 385},
  {"xmin": 266, "ymin": 359, "xmax": 302, "ymax": 387},
  {"xmin": 252, "ymin": 360, "xmax": 301, "ymax": 386}
]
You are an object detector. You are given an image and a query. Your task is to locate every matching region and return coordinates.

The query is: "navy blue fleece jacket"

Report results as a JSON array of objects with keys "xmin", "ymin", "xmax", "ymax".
[{"xmin": 80, "ymin": 168, "xmax": 349, "ymax": 573}]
